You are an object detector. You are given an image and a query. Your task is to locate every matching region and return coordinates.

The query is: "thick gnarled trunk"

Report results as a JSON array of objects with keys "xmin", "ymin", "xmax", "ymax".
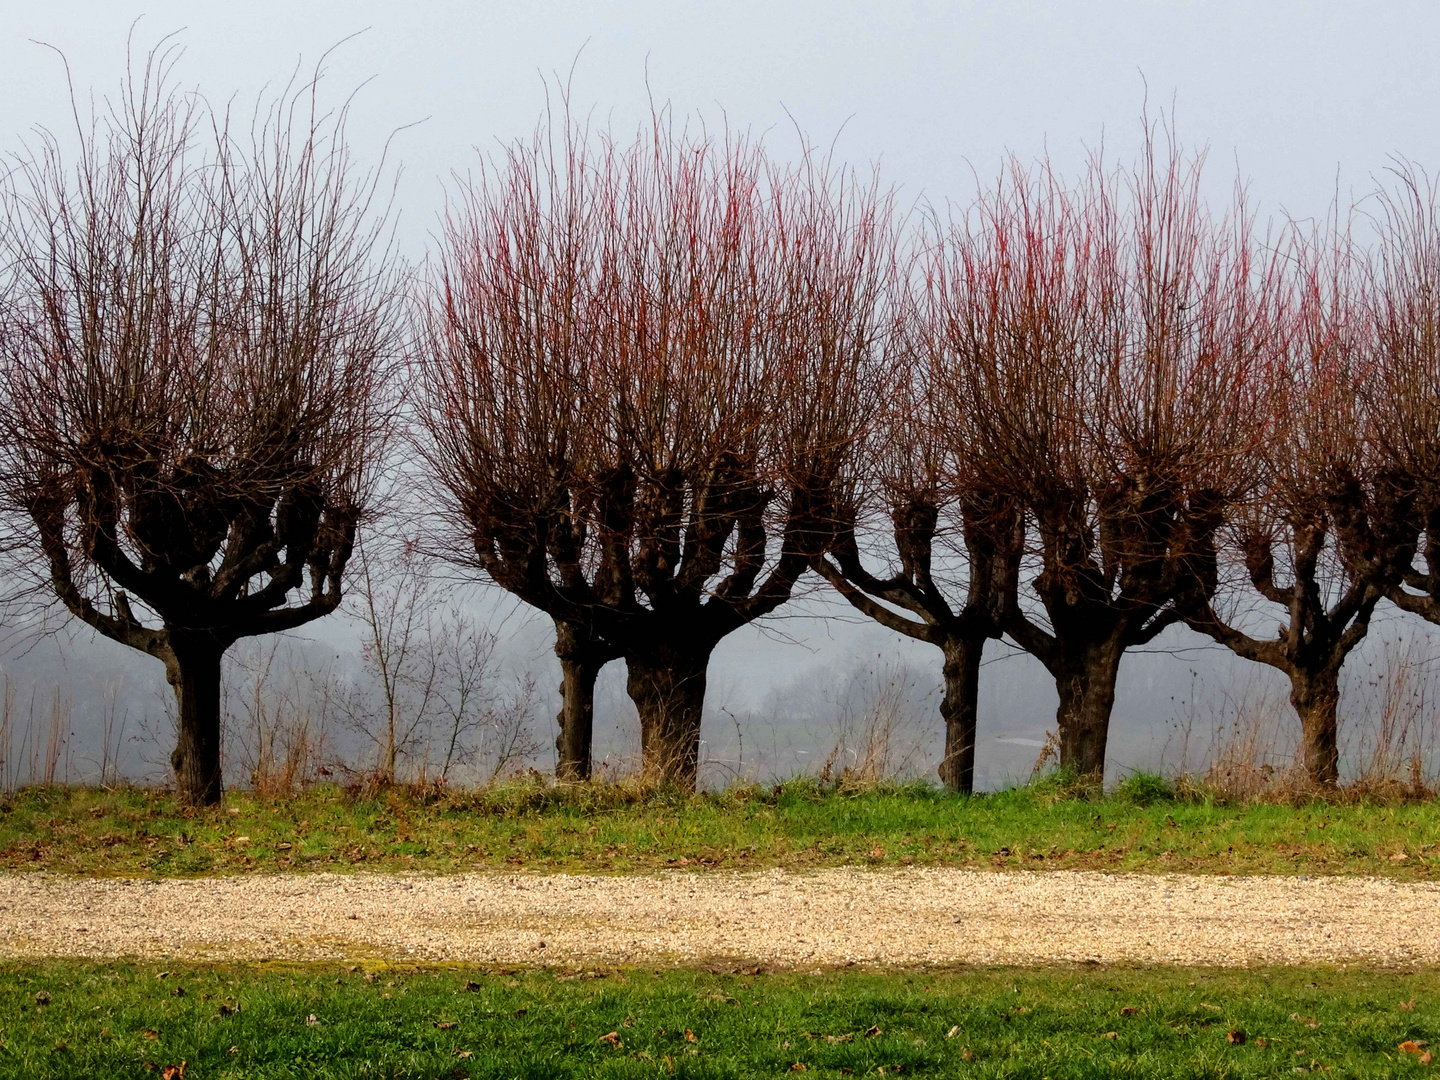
[
  {"xmin": 626, "ymin": 647, "xmax": 710, "ymax": 790},
  {"xmin": 1052, "ymin": 641, "xmax": 1124, "ymax": 781},
  {"xmin": 554, "ymin": 621, "xmax": 608, "ymax": 782},
  {"xmin": 937, "ymin": 636, "xmax": 984, "ymax": 794},
  {"xmin": 165, "ymin": 635, "xmax": 226, "ymax": 807},
  {"xmin": 1289, "ymin": 668, "xmax": 1341, "ymax": 787}
]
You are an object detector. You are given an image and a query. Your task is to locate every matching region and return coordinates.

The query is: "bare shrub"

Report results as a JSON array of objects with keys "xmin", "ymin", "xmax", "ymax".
[
  {"xmin": 0, "ymin": 675, "xmax": 14, "ymax": 795},
  {"xmin": 1171, "ymin": 630, "xmax": 1440, "ymax": 803},
  {"xmin": 334, "ymin": 539, "xmax": 542, "ymax": 787},
  {"xmin": 816, "ymin": 658, "xmax": 933, "ymax": 786},
  {"xmin": 223, "ymin": 639, "xmax": 334, "ymax": 799},
  {"xmin": 1172, "ymin": 673, "xmax": 1303, "ymax": 802},
  {"xmin": 1341, "ymin": 631, "xmax": 1440, "ymax": 797}
]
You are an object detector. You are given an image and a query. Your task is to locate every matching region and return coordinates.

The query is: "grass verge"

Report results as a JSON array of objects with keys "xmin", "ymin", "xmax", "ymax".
[
  {"xmin": 1, "ymin": 961, "xmax": 1436, "ymax": 1077},
  {"xmin": 1, "ymin": 775, "xmax": 1438, "ymax": 878}
]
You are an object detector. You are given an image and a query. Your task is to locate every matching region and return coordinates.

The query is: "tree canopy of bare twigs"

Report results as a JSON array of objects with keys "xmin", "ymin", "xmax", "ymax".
[
  {"xmin": 0, "ymin": 46, "xmax": 403, "ymax": 805},
  {"xmin": 416, "ymin": 109, "xmax": 895, "ymax": 788},
  {"xmin": 812, "ymin": 333, "xmax": 1023, "ymax": 794},
  {"xmin": 923, "ymin": 135, "xmax": 1275, "ymax": 779},
  {"xmin": 1368, "ymin": 165, "xmax": 1440, "ymax": 628},
  {"xmin": 1182, "ymin": 215, "xmax": 1416, "ymax": 785}
]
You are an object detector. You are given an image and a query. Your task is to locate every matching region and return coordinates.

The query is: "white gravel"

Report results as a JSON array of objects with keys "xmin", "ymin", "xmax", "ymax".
[{"xmin": 2, "ymin": 868, "xmax": 1437, "ymax": 968}]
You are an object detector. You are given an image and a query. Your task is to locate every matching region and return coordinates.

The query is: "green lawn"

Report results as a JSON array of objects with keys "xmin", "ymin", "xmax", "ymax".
[
  {"xmin": 2, "ymin": 775, "xmax": 1438, "ymax": 879},
  {"xmin": 1, "ymin": 961, "xmax": 1435, "ymax": 1078}
]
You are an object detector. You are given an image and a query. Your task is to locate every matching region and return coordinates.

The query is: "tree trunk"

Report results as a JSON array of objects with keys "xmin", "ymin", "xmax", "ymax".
[
  {"xmin": 937, "ymin": 635, "xmax": 984, "ymax": 794},
  {"xmin": 166, "ymin": 634, "xmax": 226, "ymax": 807},
  {"xmin": 1290, "ymin": 667, "xmax": 1341, "ymax": 787},
  {"xmin": 626, "ymin": 647, "xmax": 710, "ymax": 791},
  {"xmin": 1053, "ymin": 641, "xmax": 1124, "ymax": 782},
  {"xmin": 554, "ymin": 621, "xmax": 606, "ymax": 782}
]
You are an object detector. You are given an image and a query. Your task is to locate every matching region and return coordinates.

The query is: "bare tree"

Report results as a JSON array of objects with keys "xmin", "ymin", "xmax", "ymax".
[
  {"xmin": 1182, "ymin": 210, "xmax": 1422, "ymax": 786},
  {"xmin": 414, "ymin": 109, "xmax": 619, "ymax": 781},
  {"xmin": 812, "ymin": 355, "xmax": 1022, "ymax": 794},
  {"xmin": 1368, "ymin": 166, "xmax": 1440, "ymax": 633},
  {"xmin": 339, "ymin": 536, "xmax": 534, "ymax": 784},
  {"xmin": 935, "ymin": 140, "xmax": 1270, "ymax": 780},
  {"xmin": 0, "ymin": 47, "xmax": 402, "ymax": 805},
  {"xmin": 418, "ymin": 111, "xmax": 893, "ymax": 788},
  {"xmin": 343, "ymin": 537, "xmax": 441, "ymax": 783}
]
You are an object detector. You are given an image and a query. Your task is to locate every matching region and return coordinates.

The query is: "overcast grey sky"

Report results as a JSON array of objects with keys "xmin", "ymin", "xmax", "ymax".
[
  {"xmin": 4, "ymin": 2, "xmax": 1438, "ymax": 785},
  {"xmin": 6, "ymin": 1, "xmax": 1439, "ymax": 248}
]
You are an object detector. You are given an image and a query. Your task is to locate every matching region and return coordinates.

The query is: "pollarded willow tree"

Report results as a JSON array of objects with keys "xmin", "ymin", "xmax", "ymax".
[
  {"xmin": 932, "ymin": 143, "xmax": 1274, "ymax": 780},
  {"xmin": 418, "ymin": 114, "xmax": 893, "ymax": 788},
  {"xmin": 1369, "ymin": 167, "xmax": 1440, "ymax": 633},
  {"xmin": 1181, "ymin": 224, "xmax": 1415, "ymax": 786},
  {"xmin": 415, "ymin": 115, "xmax": 619, "ymax": 781},
  {"xmin": 0, "ymin": 51, "xmax": 402, "ymax": 805},
  {"xmin": 812, "ymin": 344, "xmax": 1023, "ymax": 795}
]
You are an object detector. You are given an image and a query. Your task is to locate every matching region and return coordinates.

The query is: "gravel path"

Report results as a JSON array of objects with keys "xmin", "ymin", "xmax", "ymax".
[{"xmin": 2, "ymin": 868, "xmax": 1438, "ymax": 968}]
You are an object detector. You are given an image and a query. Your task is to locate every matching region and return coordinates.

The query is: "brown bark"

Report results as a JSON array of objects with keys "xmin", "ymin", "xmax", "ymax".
[
  {"xmin": 1289, "ymin": 668, "xmax": 1341, "ymax": 788},
  {"xmin": 625, "ymin": 647, "xmax": 710, "ymax": 791},
  {"xmin": 936, "ymin": 637, "xmax": 983, "ymax": 794},
  {"xmin": 1051, "ymin": 642, "xmax": 1124, "ymax": 780},
  {"xmin": 553, "ymin": 620, "xmax": 613, "ymax": 782},
  {"xmin": 164, "ymin": 634, "xmax": 227, "ymax": 807}
]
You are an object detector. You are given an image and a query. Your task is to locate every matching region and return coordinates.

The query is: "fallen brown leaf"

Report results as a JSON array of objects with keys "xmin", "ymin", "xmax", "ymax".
[
  {"xmin": 1227, "ymin": 1030, "xmax": 1247, "ymax": 1045},
  {"xmin": 1400, "ymin": 1040, "xmax": 1428, "ymax": 1054},
  {"xmin": 684, "ymin": 1028, "xmax": 697, "ymax": 1042},
  {"xmin": 945, "ymin": 1025, "xmax": 960, "ymax": 1039},
  {"xmin": 960, "ymin": 1048, "xmax": 976, "ymax": 1062},
  {"xmin": 1422, "ymin": 1050, "xmax": 1434, "ymax": 1064},
  {"xmin": 454, "ymin": 1050, "xmax": 472, "ymax": 1059},
  {"xmin": 1255, "ymin": 1038, "xmax": 1269, "ymax": 1048},
  {"xmin": 789, "ymin": 1064, "xmax": 807, "ymax": 1073},
  {"xmin": 598, "ymin": 1031, "xmax": 621, "ymax": 1048},
  {"xmin": 434, "ymin": 1021, "xmax": 457, "ymax": 1030},
  {"xmin": 1200, "ymin": 1003, "xmax": 1221, "ymax": 1012},
  {"xmin": 1102, "ymin": 1031, "xmax": 1118, "ymax": 1039},
  {"xmin": 1120, "ymin": 1006, "xmax": 1138, "ymax": 1017},
  {"xmin": 142, "ymin": 1029, "xmax": 159, "ymax": 1042},
  {"xmin": 160, "ymin": 1063, "xmax": 186, "ymax": 1080},
  {"xmin": 305, "ymin": 1015, "xmax": 320, "ymax": 1027},
  {"xmin": 864, "ymin": 1025, "xmax": 882, "ymax": 1038},
  {"xmin": 1401, "ymin": 999, "xmax": 1417, "ymax": 1011}
]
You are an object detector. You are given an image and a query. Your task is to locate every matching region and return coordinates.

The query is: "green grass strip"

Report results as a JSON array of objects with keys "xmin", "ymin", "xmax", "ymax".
[
  {"xmin": 2, "ymin": 775, "xmax": 1438, "ymax": 879},
  {"xmin": 1, "ymin": 961, "xmax": 1436, "ymax": 1077}
]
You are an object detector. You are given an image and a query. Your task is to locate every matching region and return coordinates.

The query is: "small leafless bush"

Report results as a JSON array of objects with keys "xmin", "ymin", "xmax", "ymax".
[
  {"xmin": 816, "ymin": 658, "xmax": 932, "ymax": 787},
  {"xmin": 224, "ymin": 639, "xmax": 335, "ymax": 799},
  {"xmin": 0, "ymin": 675, "xmax": 15, "ymax": 795},
  {"xmin": 1340, "ymin": 632, "xmax": 1440, "ymax": 799},
  {"xmin": 335, "ymin": 539, "xmax": 543, "ymax": 788}
]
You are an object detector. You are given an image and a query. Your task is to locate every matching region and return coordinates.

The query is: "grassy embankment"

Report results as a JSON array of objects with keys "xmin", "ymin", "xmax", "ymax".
[
  {"xmin": 1, "ymin": 961, "xmax": 1436, "ymax": 1078},
  {"xmin": 2, "ymin": 773, "xmax": 1438, "ymax": 878}
]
